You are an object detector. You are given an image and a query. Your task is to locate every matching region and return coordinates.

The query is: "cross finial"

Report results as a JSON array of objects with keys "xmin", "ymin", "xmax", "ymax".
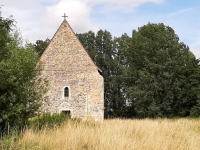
[{"xmin": 62, "ymin": 13, "xmax": 68, "ymax": 20}]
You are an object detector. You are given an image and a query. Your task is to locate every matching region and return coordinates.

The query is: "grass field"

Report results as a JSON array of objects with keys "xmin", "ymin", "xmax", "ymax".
[{"xmin": 1, "ymin": 118, "xmax": 200, "ymax": 150}]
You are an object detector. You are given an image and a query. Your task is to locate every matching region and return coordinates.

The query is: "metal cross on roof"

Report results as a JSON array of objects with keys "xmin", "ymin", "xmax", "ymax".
[{"xmin": 62, "ymin": 13, "xmax": 68, "ymax": 20}]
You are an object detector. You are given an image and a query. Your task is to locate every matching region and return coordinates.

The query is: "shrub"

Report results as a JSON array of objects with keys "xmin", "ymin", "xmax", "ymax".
[{"xmin": 28, "ymin": 112, "xmax": 70, "ymax": 130}]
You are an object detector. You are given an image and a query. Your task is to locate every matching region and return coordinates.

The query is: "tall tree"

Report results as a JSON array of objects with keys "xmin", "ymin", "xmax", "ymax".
[
  {"xmin": 0, "ymin": 18, "xmax": 13, "ymax": 60},
  {"xmin": 125, "ymin": 23, "xmax": 191, "ymax": 118},
  {"xmin": 0, "ymin": 17, "xmax": 48, "ymax": 131},
  {"xmin": 77, "ymin": 24, "xmax": 200, "ymax": 118},
  {"xmin": 77, "ymin": 30, "xmax": 128, "ymax": 118},
  {"xmin": 174, "ymin": 57, "xmax": 200, "ymax": 117},
  {"xmin": 109, "ymin": 34, "xmax": 131, "ymax": 117},
  {"xmin": 32, "ymin": 38, "xmax": 50, "ymax": 56},
  {"xmin": 77, "ymin": 31, "xmax": 97, "ymax": 61}
]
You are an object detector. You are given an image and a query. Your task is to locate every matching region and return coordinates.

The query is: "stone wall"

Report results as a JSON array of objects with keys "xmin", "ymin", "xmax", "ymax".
[{"xmin": 40, "ymin": 20, "xmax": 104, "ymax": 122}]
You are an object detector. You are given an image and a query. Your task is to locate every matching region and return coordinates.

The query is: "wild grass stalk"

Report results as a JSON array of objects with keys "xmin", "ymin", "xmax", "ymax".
[{"xmin": 1, "ymin": 118, "xmax": 200, "ymax": 150}]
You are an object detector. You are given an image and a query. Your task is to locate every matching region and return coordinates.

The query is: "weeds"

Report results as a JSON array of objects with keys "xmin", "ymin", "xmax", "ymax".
[
  {"xmin": 0, "ymin": 112, "xmax": 70, "ymax": 149},
  {"xmin": 28, "ymin": 112, "xmax": 70, "ymax": 130},
  {"xmin": 1, "ymin": 118, "xmax": 200, "ymax": 150}
]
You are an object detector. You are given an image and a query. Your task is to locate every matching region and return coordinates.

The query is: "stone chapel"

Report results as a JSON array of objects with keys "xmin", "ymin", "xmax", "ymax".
[{"xmin": 39, "ymin": 16, "xmax": 104, "ymax": 122}]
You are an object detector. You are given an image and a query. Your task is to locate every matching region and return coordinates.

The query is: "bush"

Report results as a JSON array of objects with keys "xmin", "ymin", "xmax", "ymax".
[
  {"xmin": 0, "ymin": 16, "xmax": 48, "ymax": 133},
  {"xmin": 28, "ymin": 112, "xmax": 70, "ymax": 130}
]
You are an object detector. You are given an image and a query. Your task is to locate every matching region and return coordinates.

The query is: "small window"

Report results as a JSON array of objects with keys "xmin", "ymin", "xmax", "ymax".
[{"xmin": 64, "ymin": 87, "xmax": 69, "ymax": 97}]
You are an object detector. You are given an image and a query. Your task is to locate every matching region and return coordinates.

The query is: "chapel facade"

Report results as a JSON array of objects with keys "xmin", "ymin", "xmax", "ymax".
[{"xmin": 39, "ymin": 17, "xmax": 104, "ymax": 122}]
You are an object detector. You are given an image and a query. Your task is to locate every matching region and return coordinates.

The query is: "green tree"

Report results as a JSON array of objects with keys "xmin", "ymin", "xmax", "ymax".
[
  {"xmin": 31, "ymin": 38, "xmax": 50, "ymax": 56},
  {"xmin": 0, "ymin": 17, "xmax": 48, "ymax": 131},
  {"xmin": 125, "ymin": 23, "xmax": 191, "ymax": 118},
  {"xmin": 173, "ymin": 57, "xmax": 200, "ymax": 117},
  {"xmin": 77, "ymin": 31, "xmax": 97, "ymax": 61},
  {"xmin": 77, "ymin": 30, "xmax": 128, "ymax": 118},
  {"xmin": 0, "ymin": 18, "xmax": 13, "ymax": 60},
  {"xmin": 110, "ymin": 34, "xmax": 131, "ymax": 117}
]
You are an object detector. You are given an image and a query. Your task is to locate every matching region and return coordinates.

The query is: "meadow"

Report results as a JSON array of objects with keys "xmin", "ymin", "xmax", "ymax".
[{"xmin": 1, "ymin": 118, "xmax": 200, "ymax": 150}]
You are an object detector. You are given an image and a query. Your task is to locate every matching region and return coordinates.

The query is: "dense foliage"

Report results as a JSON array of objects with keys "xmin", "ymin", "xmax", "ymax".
[
  {"xmin": 77, "ymin": 30, "xmax": 127, "ymax": 118},
  {"xmin": 175, "ymin": 57, "xmax": 200, "ymax": 117},
  {"xmin": 77, "ymin": 23, "xmax": 200, "ymax": 118},
  {"xmin": 30, "ymin": 38, "xmax": 50, "ymax": 56},
  {"xmin": 28, "ymin": 112, "xmax": 71, "ymax": 131},
  {"xmin": 1, "ymin": 12, "xmax": 200, "ymax": 123},
  {"xmin": 125, "ymin": 23, "xmax": 193, "ymax": 118},
  {"xmin": 0, "ymin": 17, "xmax": 48, "ymax": 132}
]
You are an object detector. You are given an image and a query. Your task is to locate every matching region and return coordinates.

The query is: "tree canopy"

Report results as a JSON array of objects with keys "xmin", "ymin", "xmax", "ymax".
[
  {"xmin": 1, "ymin": 14, "xmax": 200, "ymax": 123},
  {"xmin": 124, "ymin": 23, "xmax": 191, "ymax": 117},
  {"xmin": 32, "ymin": 38, "xmax": 50, "ymax": 56},
  {"xmin": 0, "ymin": 17, "xmax": 48, "ymax": 131},
  {"xmin": 77, "ymin": 23, "xmax": 200, "ymax": 118}
]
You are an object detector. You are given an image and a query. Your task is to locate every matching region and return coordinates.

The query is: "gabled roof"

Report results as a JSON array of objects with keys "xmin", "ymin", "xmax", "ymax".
[{"xmin": 40, "ymin": 19, "xmax": 102, "ymax": 73}]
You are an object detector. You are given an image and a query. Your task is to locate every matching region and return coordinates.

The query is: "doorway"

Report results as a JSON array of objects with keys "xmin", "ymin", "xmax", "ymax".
[{"xmin": 62, "ymin": 110, "xmax": 71, "ymax": 118}]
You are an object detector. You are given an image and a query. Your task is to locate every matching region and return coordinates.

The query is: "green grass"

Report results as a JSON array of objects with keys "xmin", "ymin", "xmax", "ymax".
[
  {"xmin": 28, "ymin": 112, "xmax": 71, "ymax": 130},
  {"xmin": 0, "ymin": 112, "xmax": 71, "ymax": 149}
]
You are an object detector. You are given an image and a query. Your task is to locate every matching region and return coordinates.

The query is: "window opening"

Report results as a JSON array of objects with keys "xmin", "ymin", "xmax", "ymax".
[{"xmin": 64, "ymin": 87, "xmax": 69, "ymax": 97}]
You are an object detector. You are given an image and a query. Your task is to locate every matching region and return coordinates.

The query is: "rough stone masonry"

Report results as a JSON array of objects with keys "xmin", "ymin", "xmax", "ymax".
[{"xmin": 39, "ymin": 19, "xmax": 104, "ymax": 122}]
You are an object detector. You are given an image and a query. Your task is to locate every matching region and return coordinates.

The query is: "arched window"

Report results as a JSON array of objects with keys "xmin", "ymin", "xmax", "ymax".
[{"xmin": 64, "ymin": 87, "xmax": 69, "ymax": 97}]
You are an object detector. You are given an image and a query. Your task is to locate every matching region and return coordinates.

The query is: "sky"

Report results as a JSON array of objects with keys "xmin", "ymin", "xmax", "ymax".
[{"xmin": 1, "ymin": 0, "xmax": 200, "ymax": 58}]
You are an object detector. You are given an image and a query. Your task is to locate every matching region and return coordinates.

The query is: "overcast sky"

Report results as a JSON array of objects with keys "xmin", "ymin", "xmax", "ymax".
[{"xmin": 1, "ymin": 0, "xmax": 200, "ymax": 58}]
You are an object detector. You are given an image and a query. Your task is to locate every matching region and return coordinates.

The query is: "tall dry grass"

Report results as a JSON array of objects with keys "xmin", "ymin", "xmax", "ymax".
[{"xmin": 1, "ymin": 118, "xmax": 200, "ymax": 150}]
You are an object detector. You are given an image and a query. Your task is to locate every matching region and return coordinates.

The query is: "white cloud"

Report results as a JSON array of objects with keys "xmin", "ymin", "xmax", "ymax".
[
  {"xmin": 1, "ymin": 0, "xmax": 44, "ymax": 43},
  {"xmin": 170, "ymin": 8, "xmax": 193, "ymax": 16},
  {"xmin": 189, "ymin": 37, "xmax": 200, "ymax": 59},
  {"xmin": 1, "ymin": 0, "xmax": 164, "ymax": 43},
  {"xmin": 190, "ymin": 48, "xmax": 200, "ymax": 59},
  {"xmin": 40, "ymin": 0, "xmax": 98, "ymax": 40},
  {"xmin": 82, "ymin": 0, "xmax": 164, "ymax": 12},
  {"xmin": 39, "ymin": 0, "xmax": 164, "ymax": 39}
]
